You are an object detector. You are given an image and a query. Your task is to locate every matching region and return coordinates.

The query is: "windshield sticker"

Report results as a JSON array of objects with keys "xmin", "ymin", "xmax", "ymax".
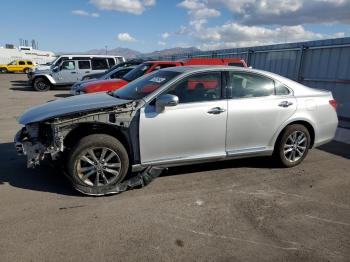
[{"xmin": 149, "ymin": 77, "xmax": 166, "ymax": 83}]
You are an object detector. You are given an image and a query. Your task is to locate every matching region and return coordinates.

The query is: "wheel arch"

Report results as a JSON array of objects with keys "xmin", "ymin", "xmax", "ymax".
[
  {"xmin": 273, "ymin": 119, "xmax": 316, "ymax": 150},
  {"xmin": 63, "ymin": 122, "xmax": 134, "ymax": 163},
  {"xmin": 33, "ymin": 74, "xmax": 56, "ymax": 85}
]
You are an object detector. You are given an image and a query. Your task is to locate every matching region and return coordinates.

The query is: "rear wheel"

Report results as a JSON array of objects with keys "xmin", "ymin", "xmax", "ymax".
[
  {"xmin": 33, "ymin": 77, "xmax": 51, "ymax": 91},
  {"xmin": 275, "ymin": 124, "xmax": 310, "ymax": 167},
  {"xmin": 67, "ymin": 134, "xmax": 129, "ymax": 195},
  {"xmin": 23, "ymin": 68, "xmax": 30, "ymax": 74}
]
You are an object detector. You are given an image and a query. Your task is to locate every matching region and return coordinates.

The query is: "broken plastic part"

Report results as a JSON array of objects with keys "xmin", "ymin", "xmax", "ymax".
[{"xmin": 68, "ymin": 166, "xmax": 165, "ymax": 196}]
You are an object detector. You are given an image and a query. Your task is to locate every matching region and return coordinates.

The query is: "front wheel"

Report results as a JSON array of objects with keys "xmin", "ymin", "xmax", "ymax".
[
  {"xmin": 33, "ymin": 77, "xmax": 51, "ymax": 91},
  {"xmin": 67, "ymin": 134, "xmax": 129, "ymax": 195},
  {"xmin": 274, "ymin": 124, "xmax": 310, "ymax": 167},
  {"xmin": 0, "ymin": 67, "xmax": 7, "ymax": 73}
]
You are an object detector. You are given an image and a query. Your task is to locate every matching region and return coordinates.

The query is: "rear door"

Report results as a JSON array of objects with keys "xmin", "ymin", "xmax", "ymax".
[
  {"xmin": 226, "ymin": 71, "xmax": 296, "ymax": 154},
  {"xmin": 77, "ymin": 60, "xmax": 91, "ymax": 80}
]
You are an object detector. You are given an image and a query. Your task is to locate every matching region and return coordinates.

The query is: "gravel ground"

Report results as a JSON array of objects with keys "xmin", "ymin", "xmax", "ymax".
[{"xmin": 0, "ymin": 74, "xmax": 349, "ymax": 262}]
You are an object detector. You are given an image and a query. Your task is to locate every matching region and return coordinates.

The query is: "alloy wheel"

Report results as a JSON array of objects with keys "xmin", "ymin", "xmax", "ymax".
[
  {"xmin": 283, "ymin": 131, "xmax": 307, "ymax": 163},
  {"xmin": 77, "ymin": 147, "xmax": 122, "ymax": 186}
]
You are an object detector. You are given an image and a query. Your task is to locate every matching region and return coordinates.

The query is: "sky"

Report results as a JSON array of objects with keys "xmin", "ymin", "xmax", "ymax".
[{"xmin": 0, "ymin": 0, "xmax": 349, "ymax": 53}]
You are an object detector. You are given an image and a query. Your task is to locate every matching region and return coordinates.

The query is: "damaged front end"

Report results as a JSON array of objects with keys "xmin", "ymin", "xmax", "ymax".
[{"xmin": 14, "ymin": 123, "xmax": 63, "ymax": 168}]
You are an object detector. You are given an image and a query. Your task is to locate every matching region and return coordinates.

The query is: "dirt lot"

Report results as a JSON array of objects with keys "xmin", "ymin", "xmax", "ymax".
[{"xmin": 0, "ymin": 74, "xmax": 349, "ymax": 262}]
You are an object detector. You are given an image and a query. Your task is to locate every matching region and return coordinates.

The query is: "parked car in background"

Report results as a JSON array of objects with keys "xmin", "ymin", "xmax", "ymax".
[
  {"xmin": 78, "ymin": 58, "xmax": 247, "ymax": 94},
  {"xmin": 28, "ymin": 54, "xmax": 125, "ymax": 77},
  {"xmin": 0, "ymin": 60, "xmax": 35, "ymax": 73},
  {"xmin": 29, "ymin": 56, "xmax": 125, "ymax": 91},
  {"xmin": 77, "ymin": 60, "xmax": 183, "ymax": 94},
  {"xmin": 81, "ymin": 59, "xmax": 145, "ymax": 81},
  {"xmin": 14, "ymin": 66, "xmax": 338, "ymax": 195},
  {"xmin": 71, "ymin": 65, "xmax": 137, "ymax": 95}
]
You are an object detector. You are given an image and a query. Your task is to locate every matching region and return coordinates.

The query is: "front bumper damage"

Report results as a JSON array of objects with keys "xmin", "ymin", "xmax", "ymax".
[{"xmin": 14, "ymin": 125, "xmax": 62, "ymax": 168}]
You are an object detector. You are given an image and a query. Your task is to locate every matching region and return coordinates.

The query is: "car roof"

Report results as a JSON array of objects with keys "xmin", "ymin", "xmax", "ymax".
[{"xmin": 145, "ymin": 60, "xmax": 181, "ymax": 64}]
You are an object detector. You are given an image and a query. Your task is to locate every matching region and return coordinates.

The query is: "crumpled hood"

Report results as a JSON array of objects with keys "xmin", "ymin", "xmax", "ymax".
[{"xmin": 18, "ymin": 92, "xmax": 131, "ymax": 125}]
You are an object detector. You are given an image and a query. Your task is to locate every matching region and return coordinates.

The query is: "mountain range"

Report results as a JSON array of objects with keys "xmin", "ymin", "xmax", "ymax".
[{"xmin": 61, "ymin": 46, "xmax": 201, "ymax": 59}]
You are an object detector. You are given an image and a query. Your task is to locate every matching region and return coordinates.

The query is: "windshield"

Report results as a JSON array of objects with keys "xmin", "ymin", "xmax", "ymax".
[
  {"xmin": 8, "ymin": 60, "xmax": 16, "ymax": 65},
  {"xmin": 49, "ymin": 57, "xmax": 60, "ymax": 67},
  {"xmin": 122, "ymin": 63, "xmax": 152, "ymax": 82},
  {"xmin": 113, "ymin": 70, "xmax": 180, "ymax": 100}
]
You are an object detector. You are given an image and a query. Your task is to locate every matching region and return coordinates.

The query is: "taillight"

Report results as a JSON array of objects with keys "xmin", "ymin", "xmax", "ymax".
[{"xmin": 329, "ymin": 99, "xmax": 337, "ymax": 110}]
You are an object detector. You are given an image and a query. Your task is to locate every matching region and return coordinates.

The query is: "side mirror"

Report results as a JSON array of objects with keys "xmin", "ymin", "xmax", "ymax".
[
  {"xmin": 53, "ymin": 66, "xmax": 59, "ymax": 72},
  {"xmin": 155, "ymin": 94, "xmax": 179, "ymax": 113}
]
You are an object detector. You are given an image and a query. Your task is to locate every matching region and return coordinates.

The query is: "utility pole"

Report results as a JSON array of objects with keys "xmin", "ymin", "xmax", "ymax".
[{"xmin": 105, "ymin": 45, "xmax": 108, "ymax": 55}]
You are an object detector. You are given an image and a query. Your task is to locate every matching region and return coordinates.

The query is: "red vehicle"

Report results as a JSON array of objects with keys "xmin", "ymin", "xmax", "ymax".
[{"xmin": 79, "ymin": 58, "xmax": 247, "ymax": 94}]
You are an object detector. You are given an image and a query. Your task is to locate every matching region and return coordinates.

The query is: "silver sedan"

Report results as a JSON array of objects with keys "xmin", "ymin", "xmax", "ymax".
[{"xmin": 15, "ymin": 66, "xmax": 338, "ymax": 195}]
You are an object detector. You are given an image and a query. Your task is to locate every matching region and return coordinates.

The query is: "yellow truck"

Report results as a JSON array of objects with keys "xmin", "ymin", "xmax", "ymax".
[{"xmin": 0, "ymin": 60, "xmax": 35, "ymax": 74}]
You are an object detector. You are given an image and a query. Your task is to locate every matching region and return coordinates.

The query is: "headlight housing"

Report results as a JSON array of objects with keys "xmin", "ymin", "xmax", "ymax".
[{"xmin": 25, "ymin": 123, "xmax": 39, "ymax": 139}]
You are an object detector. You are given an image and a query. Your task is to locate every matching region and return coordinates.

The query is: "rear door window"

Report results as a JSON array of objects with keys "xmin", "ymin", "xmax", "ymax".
[
  {"xmin": 78, "ymin": 60, "xmax": 91, "ymax": 70},
  {"xmin": 229, "ymin": 72, "xmax": 275, "ymax": 98},
  {"xmin": 108, "ymin": 58, "xmax": 115, "ymax": 67},
  {"xmin": 91, "ymin": 58, "xmax": 109, "ymax": 70},
  {"xmin": 26, "ymin": 61, "xmax": 33, "ymax": 65}
]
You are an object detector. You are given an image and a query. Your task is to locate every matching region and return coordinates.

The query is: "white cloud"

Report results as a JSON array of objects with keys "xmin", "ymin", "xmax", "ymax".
[
  {"xmin": 195, "ymin": 23, "xmax": 331, "ymax": 50},
  {"xmin": 189, "ymin": 0, "xmax": 350, "ymax": 25},
  {"xmin": 161, "ymin": 32, "xmax": 170, "ymax": 39},
  {"xmin": 72, "ymin": 10, "xmax": 100, "ymax": 17},
  {"xmin": 178, "ymin": 0, "xmax": 220, "ymax": 20},
  {"xmin": 158, "ymin": 41, "xmax": 166, "ymax": 46},
  {"xmin": 117, "ymin": 32, "xmax": 136, "ymax": 42},
  {"xmin": 177, "ymin": 0, "xmax": 348, "ymax": 51},
  {"xmin": 90, "ymin": 0, "xmax": 156, "ymax": 15}
]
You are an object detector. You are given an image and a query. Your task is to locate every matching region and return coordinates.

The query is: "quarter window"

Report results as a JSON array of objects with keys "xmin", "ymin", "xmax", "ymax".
[
  {"xmin": 165, "ymin": 72, "xmax": 222, "ymax": 103},
  {"xmin": 229, "ymin": 72, "xmax": 274, "ymax": 98},
  {"xmin": 91, "ymin": 58, "xmax": 109, "ymax": 70},
  {"xmin": 18, "ymin": 61, "xmax": 25, "ymax": 65},
  {"xmin": 78, "ymin": 60, "xmax": 91, "ymax": 70},
  {"xmin": 275, "ymin": 81, "xmax": 291, "ymax": 95}
]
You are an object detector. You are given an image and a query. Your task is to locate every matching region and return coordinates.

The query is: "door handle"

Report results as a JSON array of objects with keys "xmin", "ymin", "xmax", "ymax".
[
  {"xmin": 207, "ymin": 107, "xmax": 226, "ymax": 114},
  {"xmin": 71, "ymin": 72, "xmax": 76, "ymax": 74},
  {"xmin": 278, "ymin": 101, "xmax": 293, "ymax": 108},
  {"xmin": 85, "ymin": 71, "xmax": 90, "ymax": 73}
]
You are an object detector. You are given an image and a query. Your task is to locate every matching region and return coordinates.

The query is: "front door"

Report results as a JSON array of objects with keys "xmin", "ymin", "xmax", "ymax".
[
  {"xmin": 55, "ymin": 60, "xmax": 78, "ymax": 84},
  {"xmin": 226, "ymin": 71, "xmax": 297, "ymax": 154},
  {"xmin": 139, "ymin": 71, "xmax": 228, "ymax": 164}
]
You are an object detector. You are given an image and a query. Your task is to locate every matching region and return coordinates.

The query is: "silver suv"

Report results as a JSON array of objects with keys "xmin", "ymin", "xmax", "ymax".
[{"xmin": 29, "ymin": 56, "xmax": 125, "ymax": 91}]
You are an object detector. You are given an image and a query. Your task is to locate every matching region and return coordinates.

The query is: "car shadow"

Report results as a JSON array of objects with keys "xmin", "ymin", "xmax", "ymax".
[
  {"xmin": 10, "ymin": 80, "xmax": 33, "ymax": 91},
  {"xmin": 163, "ymin": 156, "xmax": 278, "ymax": 177},
  {"xmin": 317, "ymin": 140, "xmax": 350, "ymax": 159},
  {"xmin": 54, "ymin": 94, "xmax": 72, "ymax": 98},
  {"xmin": 0, "ymin": 142, "xmax": 78, "ymax": 196},
  {"xmin": 2, "ymin": 139, "xmax": 347, "ymax": 195}
]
